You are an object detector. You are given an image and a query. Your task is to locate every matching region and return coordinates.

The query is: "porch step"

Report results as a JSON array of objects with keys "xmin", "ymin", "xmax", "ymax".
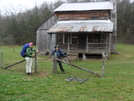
[{"xmin": 67, "ymin": 53, "xmax": 78, "ymax": 62}]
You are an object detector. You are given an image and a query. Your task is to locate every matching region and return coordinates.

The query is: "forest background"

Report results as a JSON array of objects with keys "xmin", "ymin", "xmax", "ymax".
[{"xmin": 0, "ymin": 0, "xmax": 133, "ymax": 45}]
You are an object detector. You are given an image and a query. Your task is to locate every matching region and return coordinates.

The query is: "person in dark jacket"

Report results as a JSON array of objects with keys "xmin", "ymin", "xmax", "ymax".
[{"xmin": 52, "ymin": 45, "xmax": 67, "ymax": 74}]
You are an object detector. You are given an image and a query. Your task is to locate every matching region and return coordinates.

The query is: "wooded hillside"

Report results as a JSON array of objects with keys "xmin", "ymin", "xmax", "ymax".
[{"xmin": 0, "ymin": 0, "xmax": 133, "ymax": 45}]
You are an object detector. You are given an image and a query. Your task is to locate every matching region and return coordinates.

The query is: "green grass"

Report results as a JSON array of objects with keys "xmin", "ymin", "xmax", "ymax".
[{"xmin": 0, "ymin": 44, "xmax": 134, "ymax": 101}]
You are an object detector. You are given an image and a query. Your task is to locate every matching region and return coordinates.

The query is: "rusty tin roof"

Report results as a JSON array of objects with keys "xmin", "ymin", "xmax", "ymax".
[
  {"xmin": 47, "ymin": 20, "xmax": 113, "ymax": 33},
  {"xmin": 54, "ymin": 2, "xmax": 113, "ymax": 12}
]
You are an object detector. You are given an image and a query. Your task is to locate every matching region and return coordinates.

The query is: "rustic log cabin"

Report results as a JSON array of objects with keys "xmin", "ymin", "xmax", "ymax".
[{"xmin": 36, "ymin": 0, "xmax": 117, "ymax": 59}]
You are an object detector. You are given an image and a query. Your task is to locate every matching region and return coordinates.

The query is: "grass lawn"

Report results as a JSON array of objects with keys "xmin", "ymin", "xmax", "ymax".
[{"xmin": 0, "ymin": 44, "xmax": 134, "ymax": 101}]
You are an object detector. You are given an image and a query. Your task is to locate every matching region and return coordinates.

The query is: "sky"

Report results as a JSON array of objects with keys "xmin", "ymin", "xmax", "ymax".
[
  {"xmin": 0, "ymin": 0, "xmax": 134, "ymax": 16},
  {"xmin": 0, "ymin": 0, "xmax": 56, "ymax": 15}
]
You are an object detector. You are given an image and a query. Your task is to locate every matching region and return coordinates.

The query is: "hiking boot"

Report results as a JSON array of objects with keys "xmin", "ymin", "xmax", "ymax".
[
  {"xmin": 26, "ymin": 73, "xmax": 31, "ymax": 75},
  {"xmin": 62, "ymin": 71, "xmax": 65, "ymax": 74}
]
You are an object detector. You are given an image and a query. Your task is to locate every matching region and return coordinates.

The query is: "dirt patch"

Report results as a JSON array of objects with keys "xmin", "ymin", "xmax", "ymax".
[
  {"xmin": 36, "ymin": 71, "xmax": 50, "ymax": 77},
  {"xmin": 24, "ymin": 78, "xmax": 33, "ymax": 81}
]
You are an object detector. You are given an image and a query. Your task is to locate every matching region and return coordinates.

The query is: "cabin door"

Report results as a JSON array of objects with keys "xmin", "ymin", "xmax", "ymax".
[{"xmin": 79, "ymin": 34, "xmax": 86, "ymax": 49}]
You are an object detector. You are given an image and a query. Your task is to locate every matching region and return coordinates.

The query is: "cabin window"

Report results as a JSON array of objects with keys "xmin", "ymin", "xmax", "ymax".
[
  {"xmin": 63, "ymin": 34, "xmax": 72, "ymax": 44},
  {"xmin": 95, "ymin": 34, "xmax": 101, "ymax": 43}
]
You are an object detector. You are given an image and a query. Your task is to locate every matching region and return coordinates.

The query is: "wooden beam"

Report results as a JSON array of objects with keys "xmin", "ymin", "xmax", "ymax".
[
  {"xmin": 105, "ymin": 34, "xmax": 108, "ymax": 51},
  {"xmin": 50, "ymin": 34, "xmax": 52, "ymax": 51},
  {"xmin": 4, "ymin": 59, "xmax": 25, "ymax": 69},
  {"xmin": 53, "ymin": 53, "xmax": 57, "ymax": 74},
  {"xmin": 108, "ymin": 34, "xmax": 112, "ymax": 55},
  {"xmin": 55, "ymin": 58, "xmax": 102, "ymax": 77},
  {"xmin": 86, "ymin": 34, "xmax": 88, "ymax": 52},
  {"xmin": 68, "ymin": 34, "xmax": 70, "ymax": 53},
  {"xmin": 88, "ymin": 43, "xmax": 107, "ymax": 45}
]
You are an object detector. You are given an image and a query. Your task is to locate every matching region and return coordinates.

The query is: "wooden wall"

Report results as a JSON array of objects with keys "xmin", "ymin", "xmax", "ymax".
[
  {"xmin": 56, "ymin": 11, "xmax": 110, "ymax": 20},
  {"xmin": 57, "ymin": 33, "xmax": 109, "ymax": 53},
  {"xmin": 36, "ymin": 15, "xmax": 57, "ymax": 54},
  {"xmin": 57, "ymin": 34, "xmax": 68, "ymax": 50},
  {"xmin": 110, "ymin": 0, "xmax": 117, "ymax": 53},
  {"xmin": 36, "ymin": 0, "xmax": 117, "ymax": 55}
]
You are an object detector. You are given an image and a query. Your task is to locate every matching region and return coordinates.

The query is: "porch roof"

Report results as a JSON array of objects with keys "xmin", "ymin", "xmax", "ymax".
[{"xmin": 47, "ymin": 20, "xmax": 113, "ymax": 34}]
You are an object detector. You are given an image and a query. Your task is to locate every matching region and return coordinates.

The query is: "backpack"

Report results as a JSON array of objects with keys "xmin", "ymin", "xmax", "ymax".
[{"xmin": 20, "ymin": 43, "xmax": 29, "ymax": 58}]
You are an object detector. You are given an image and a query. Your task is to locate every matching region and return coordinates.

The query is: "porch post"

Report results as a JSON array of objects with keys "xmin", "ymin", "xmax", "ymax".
[
  {"xmin": 50, "ymin": 34, "xmax": 52, "ymax": 51},
  {"xmin": 108, "ymin": 34, "xmax": 112, "ymax": 55},
  {"xmin": 105, "ymin": 33, "xmax": 108, "ymax": 52},
  {"xmin": 68, "ymin": 34, "xmax": 70, "ymax": 53},
  {"xmin": 86, "ymin": 34, "xmax": 88, "ymax": 52}
]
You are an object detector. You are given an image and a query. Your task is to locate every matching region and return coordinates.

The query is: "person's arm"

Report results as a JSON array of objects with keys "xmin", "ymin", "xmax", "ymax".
[
  {"xmin": 32, "ymin": 49, "xmax": 36, "ymax": 52},
  {"xmin": 59, "ymin": 49, "xmax": 67, "ymax": 57},
  {"xmin": 52, "ymin": 49, "xmax": 55, "ymax": 55}
]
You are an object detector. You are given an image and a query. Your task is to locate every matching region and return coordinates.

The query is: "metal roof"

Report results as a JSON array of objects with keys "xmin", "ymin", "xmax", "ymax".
[
  {"xmin": 47, "ymin": 20, "xmax": 113, "ymax": 33},
  {"xmin": 54, "ymin": 2, "xmax": 113, "ymax": 12}
]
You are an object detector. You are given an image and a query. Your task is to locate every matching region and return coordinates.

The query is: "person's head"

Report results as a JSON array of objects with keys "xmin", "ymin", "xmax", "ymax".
[
  {"xmin": 29, "ymin": 42, "xmax": 33, "ymax": 47},
  {"xmin": 55, "ymin": 45, "xmax": 60, "ymax": 50}
]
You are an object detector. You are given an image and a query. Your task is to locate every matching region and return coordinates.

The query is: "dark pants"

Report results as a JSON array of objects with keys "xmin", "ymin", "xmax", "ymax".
[{"xmin": 57, "ymin": 60, "xmax": 64, "ymax": 72}]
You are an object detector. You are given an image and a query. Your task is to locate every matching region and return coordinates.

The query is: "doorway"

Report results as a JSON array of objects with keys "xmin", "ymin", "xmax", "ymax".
[{"xmin": 79, "ymin": 34, "xmax": 86, "ymax": 49}]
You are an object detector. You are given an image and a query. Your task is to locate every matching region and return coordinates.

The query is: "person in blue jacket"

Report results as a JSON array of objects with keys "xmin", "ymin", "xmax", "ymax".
[{"xmin": 52, "ymin": 45, "xmax": 67, "ymax": 74}]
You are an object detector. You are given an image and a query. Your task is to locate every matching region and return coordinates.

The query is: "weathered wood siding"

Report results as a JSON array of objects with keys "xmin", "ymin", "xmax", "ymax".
[
  {"xmin": 56, "ymin": 11, "xmax": 110, "ymax": 20},
  {"xmin": 57, "ymin": 33, "xmax": 109, "ymax": 54},
  {"xmin": 110, "ymin": 0, "xmax": 117, "ymax": 53},
  {"xmin": 36, "ymin": 0, "xmax": 117, "ymax": 55},
  {"xmin": 54, "ymin": 0, "xmax": 117, "ymax": 54},
  {"xmin": 57, "ymin": 34, "xmax": 68, "ymax": 50},
  {"xmin": 36, "ymin": 16, "xmax": 57, "ymax": 53}
]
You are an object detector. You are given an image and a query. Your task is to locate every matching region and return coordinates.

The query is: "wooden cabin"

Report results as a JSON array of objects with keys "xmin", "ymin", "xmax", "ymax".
[{"xmin": 36, "ymin": 0, "xmax": 117, "ymax": 58}]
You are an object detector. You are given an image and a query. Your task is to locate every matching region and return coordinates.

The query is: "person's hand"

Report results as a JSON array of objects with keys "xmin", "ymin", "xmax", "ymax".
[
  {"xmin": 36, "ymin": 50, "xmax": 38, "ymax": 53},
  {"xmin": 31, "ymin": 55, "xmax": 35, "ymax": 58}
]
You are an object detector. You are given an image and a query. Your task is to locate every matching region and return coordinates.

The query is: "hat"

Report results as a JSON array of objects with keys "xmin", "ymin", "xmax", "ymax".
[
  {"xmin": 29, "ymin": 42, "xmax": 33, "ymax": 46},
  {"xmin": 55, "ymin": 45, "xmax": 60, "ymax": 48}
]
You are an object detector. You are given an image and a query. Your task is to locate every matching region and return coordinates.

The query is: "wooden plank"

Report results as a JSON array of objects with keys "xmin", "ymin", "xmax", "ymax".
[
  {"xmin": 4, "ymin": 59, "xmax": 25, "ymax": 69},
  {"xmin": 57, "ymin": 11, "xmax": 110, "ymax": 20},
  {"xmin": 88, "ymin": 43, "xmax": 107, "ymax": 45}
]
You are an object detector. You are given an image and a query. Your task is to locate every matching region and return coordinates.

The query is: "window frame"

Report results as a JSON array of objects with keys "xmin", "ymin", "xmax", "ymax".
[
  {"xmin": 63, "ymin": 34, "xmax": 72, "ymax": 44},
  {"xmin": 94, "ymin": 34, "xmax": 101, "ymax": 43}
]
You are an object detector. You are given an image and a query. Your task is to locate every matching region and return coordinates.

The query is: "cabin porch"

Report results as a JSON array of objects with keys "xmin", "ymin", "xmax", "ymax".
[{"xmin": 55, "ymin": 33, "xmax": 112, "ymax": 55}]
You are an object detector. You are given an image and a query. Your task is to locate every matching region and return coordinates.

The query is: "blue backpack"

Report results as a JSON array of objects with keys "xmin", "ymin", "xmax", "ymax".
[{"xmin": 20, "ymin": 43, "xmax": 29, "ymax": 58}]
